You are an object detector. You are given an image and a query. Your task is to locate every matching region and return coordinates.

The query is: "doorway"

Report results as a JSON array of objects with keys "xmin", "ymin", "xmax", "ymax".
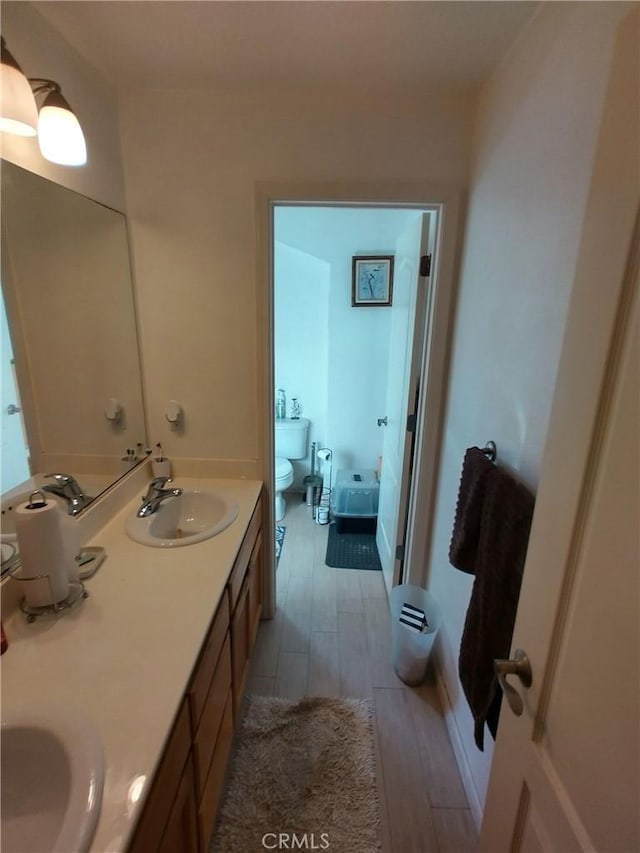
[
  {"xmin": 257, "ymin": 181, "xmax": 463, "ymax": 619},
  {"xmin": 273, "ymin": 204, "xmax": 431, "ymax": 593}
]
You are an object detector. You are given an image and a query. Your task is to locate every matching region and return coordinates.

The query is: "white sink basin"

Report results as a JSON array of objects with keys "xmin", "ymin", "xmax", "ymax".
[
  {"xmin": 125, "ymin": 487, "xmax": 239, "ymax": 547},
  {"xmin": 1, "ymin": 708, "xmax": 104, "ymax": 853}
]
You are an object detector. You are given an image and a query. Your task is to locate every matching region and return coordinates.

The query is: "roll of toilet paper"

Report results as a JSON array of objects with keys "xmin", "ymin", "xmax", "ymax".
[
  {"xmin": 15, "ymin": 495, "xmax": 69, "ymax": 607},
  {"xmin": 317, "ymin": 448, "xmax": 332, "ymax": 461}
]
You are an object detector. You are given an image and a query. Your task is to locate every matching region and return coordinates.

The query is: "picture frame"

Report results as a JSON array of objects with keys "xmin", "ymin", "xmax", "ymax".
[{"xmin": 351, "ymin": 255, "xmax": 394, "ymax": 307}]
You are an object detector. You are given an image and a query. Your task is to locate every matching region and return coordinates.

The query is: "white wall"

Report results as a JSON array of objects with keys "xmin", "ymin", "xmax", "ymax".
[
  {"xmin": 274, "ymin": 241, "xmax": 329, "ymax": 488},
  {"xmin": 0, "ymin": 3, "xmax": 126, "ymax": 210},
  {"xmin": 423, "ymin": 1, "xmax": 635, "ymax": 818},
  {"xmin": 118, "ymin": 86, "xmax": 474, "ymax": 473}
]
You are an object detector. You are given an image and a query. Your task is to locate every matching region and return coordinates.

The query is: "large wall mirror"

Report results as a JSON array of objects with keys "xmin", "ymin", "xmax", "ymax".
[{"xmin": 1, "ymin": 160, "xmax": 147, "ymax": 509}]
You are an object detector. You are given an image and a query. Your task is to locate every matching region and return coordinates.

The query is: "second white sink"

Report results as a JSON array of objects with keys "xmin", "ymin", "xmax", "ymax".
[
  {"xmin": 1, "ymin": 708, "xmax": 104, "ymax": 853},
  {"xmin": 125, "ymin": 487, "xmax": 239, "ymax": 547}
]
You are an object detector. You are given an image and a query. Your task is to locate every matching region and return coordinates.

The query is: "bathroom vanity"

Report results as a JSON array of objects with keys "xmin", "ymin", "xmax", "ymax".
[
  {"xmin": 0, "ymin": 467, "xmax": 264, "ymax": 853},
  {"xmin": 128, "ymin": 492, "xmax": 263, "ymax": 853}
]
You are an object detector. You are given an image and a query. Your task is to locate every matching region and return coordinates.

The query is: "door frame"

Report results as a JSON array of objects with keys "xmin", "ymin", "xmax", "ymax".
[
  {"xmin": 255, "ymin": 181, "xmax": 462, "ymax": 618},
  {"xmin": 377, "ymin": 211, "xmax": 432, "ymax": 593}
]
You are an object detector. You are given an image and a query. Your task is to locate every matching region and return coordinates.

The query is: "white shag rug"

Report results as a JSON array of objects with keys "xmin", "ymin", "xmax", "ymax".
[{"xmin": 210, "ymin": 695, "xmax": 380, "ymax": 853}]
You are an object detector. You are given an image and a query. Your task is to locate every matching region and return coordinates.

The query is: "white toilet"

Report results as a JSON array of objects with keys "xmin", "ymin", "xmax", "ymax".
[{"xmin": 274, "ymin": 418, "xmax": 309, "ymax": 522}]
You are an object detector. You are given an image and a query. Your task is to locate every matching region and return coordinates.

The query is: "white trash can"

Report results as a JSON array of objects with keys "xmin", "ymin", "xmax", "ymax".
[{"xmin": 390, "ymin": 584, "xmax": 442, "ymax": 686}]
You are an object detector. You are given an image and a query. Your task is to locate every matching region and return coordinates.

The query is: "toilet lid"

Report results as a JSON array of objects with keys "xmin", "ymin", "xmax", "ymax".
[{"xmin": 275, "ymin": 457, "xmax": 293, "ymax": 479}]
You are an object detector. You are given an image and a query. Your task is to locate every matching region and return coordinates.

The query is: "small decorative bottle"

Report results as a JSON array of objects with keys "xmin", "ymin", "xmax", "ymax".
[
  {"xmin": 291, "ymin": 398, "xmax": 302, "ymax": 420},
  {"xmin": 276, "ymin": 389, "xmax": 286, "ymax": 420}
]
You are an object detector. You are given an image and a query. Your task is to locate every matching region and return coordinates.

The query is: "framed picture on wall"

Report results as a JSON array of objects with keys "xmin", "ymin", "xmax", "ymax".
[{"xmin": 351, "ymin": 256, "xmax": 394, "ymax": 307}]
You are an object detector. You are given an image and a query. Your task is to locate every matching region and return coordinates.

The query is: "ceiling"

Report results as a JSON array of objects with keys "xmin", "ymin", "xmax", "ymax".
[
  {"xmin": 33, "ymin": 1, "xmax": 539, "ymax": 92},
  {"xmin": 276, "ymin": 206, "xmax": 420, "ymax": 262}
]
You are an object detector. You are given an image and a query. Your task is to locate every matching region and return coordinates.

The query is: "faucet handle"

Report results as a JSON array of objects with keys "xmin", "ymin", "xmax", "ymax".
[
  {"xmin": 150, "ymin": 476, "xmax": 171, "ymax": 490},
  {"xmin": 45, "ymin": 472, "xmax": 73, "ymax": 485},
  {"xmin": 143, "ymin": 477, "xmax": 170, "ymax": 501},
  {"xmin": 44, "ymin": 473, "xmax": 84, "ymax": 496}
]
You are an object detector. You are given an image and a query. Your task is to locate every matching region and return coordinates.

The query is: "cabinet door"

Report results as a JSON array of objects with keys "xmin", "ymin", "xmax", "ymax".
[
  {"xmin": 198, "ymin": 692, "xmax": 234, "ymax": 852},
  {"xmin": 188, "ymin": 595, "xmax": 229, "ymax": 731},
  {"xmin": 231, "ymin": 575, "xmax": 250, "ymax": 718},
  {"xmin": 248, "ymin": 532, "xmax": 263, "ymax": 648},
  {"xmin": 158, "ymin": 754, "xmax": 198, "ymax": 853},
  {"xmin": 228, "ymin": 498, "xmax": 261, "ymax": 611},
  {"xmin": 193, "ymin": 635, "xmax": 232, "ymax": 796},
  {"xmin": 128, "ymin": 700, "xmax": 192, "ymax": 853}
]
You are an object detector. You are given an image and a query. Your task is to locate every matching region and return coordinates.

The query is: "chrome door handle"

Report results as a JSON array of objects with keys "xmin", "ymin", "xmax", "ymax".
[
  {"xmin": 6, "ymin": 404, "xmax": 21, "ymax": 415},
  {"xmin": 494, "ymin": 649, "xmax": 532, "ymax": 716}
]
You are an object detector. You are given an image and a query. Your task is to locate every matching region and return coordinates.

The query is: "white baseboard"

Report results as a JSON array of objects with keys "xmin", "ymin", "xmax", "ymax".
[{"xmin": 434, "ymin": 662, "xmax": 484, "ymax": 831}]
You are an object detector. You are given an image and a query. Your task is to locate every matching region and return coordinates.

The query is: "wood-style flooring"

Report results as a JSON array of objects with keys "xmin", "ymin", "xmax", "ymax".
[{"xmin": 248, "ymin": 497, "xmax": 478, "ymax": 853}]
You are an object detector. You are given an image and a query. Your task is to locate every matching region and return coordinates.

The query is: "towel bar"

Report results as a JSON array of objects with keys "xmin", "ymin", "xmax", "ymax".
[{"xmin": 482, "ymin": 441, "xmax": 497, "ymax": 462}]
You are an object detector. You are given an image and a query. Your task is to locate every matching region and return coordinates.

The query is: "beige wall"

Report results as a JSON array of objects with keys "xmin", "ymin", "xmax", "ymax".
[
  {"xmin": 0, "ymin": 1, "xmax": 125, "ymax": 210},
  {"xmin": 118, "ymin": 85, "xmax": 475, "ymax": 472},
  {"xmin": 424, "ymin": 1, "xmax": 636, "ymax": 820}
]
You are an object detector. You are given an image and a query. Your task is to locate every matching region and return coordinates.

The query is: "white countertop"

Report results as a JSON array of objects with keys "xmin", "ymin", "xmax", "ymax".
[{"xmin": 1, "ymin": 475, "xmax": 262, "ymax": 853}]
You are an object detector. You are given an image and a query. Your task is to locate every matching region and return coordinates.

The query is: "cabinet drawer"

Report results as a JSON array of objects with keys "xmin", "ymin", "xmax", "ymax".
[
  {"xmin": 128, "ymin": 699, "xmax": 192, "ymax": 853},
  {"xmin": 227, "ymin": 497, "xmax": 261, "ymax": 612},
  {"xmin": 198, "ymin": 691, "xmax": 234, "ymax": 852},
  {"xmin": 193, "ymin": 634, "xmax": 232, "ymax": 796},
  {"xmin": 188, "ymin": 594, "xmax": 229, "ymax": 730}
]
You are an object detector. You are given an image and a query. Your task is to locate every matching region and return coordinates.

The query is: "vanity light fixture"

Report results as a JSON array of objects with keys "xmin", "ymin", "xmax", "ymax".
[
  {"xmin": 31, "ymin": 79, "xmax": 87, "ymax": 166},
  {"xmin": 0, "ymin": 36, "xmax": 38, "ymax": 136},
  {"xmin": 0, "ymin": 37, "xmax": 87, "ymax": 166}
]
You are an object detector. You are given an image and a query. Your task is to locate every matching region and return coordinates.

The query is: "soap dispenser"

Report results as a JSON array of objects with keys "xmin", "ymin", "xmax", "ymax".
[{"xmin": 275, "ymin": 388, "xmax": 286, "ymax": 420}]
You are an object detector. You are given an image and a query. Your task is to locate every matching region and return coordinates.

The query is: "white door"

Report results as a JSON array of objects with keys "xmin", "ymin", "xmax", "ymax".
[
  {"xmin": 480, "ymin": 243, "xmax": 638, "ymax": 853},
  {"xmin": 480, "ymin": 12, "xmax": 639, "ymax": 841},
  {"xmin": 376, "ymin": 213, "xmax": 431, "ymax": 595}
]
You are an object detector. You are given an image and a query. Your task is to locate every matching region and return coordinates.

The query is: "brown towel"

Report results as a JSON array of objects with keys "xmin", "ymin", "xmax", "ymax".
[
  {"xmin": 458, "ymin": 464, "xmax": 535, "ymax": 750},
  {"xmin": 449, "ymin": 447, "xmax": 495, "ymax": 574}
]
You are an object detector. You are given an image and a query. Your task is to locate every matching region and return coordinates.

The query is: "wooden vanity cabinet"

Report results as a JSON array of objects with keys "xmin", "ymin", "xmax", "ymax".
[
  {"xmin": 127, "ymin": 493, "xmax": 263, "ymax": 853},
  {"xmin": 248, "ymin": 532, "xmax": 263, "ymax": 646},
  {"xmin": 230, "ymin": 529, "xmax": 263, "ymax": 720},
  {"xmin": 128, "ymin": 700, "xmax": 194, "ymax": 853},
  {"xmin": 158, "ymin": 754, "xmax": 199, "ymax": 853},
  {"xmin": 231, "ymin": 574, "xmax": 251, "ymax": 719}
]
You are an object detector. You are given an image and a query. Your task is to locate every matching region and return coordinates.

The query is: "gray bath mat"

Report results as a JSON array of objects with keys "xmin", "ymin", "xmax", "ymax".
[{"xmin": 325, "ymin": 523, "xmax": 382, "ymax": 571}]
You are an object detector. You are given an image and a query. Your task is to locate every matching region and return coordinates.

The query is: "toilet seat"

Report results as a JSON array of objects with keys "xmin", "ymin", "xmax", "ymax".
[
  {"xmin": 274, "ymin": 457, "xmax": 294, "ymax": 522},
  {"xmin": 275, "ymin": 456, "xmax": 293, "ymax": 487}
]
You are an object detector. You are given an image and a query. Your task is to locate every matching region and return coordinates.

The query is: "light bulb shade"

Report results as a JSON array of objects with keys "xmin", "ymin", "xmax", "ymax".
[
  {"xmin": 0, "ymin": 40, "xmax": 38, "ymax": 136},
  {"xmin": 37, "ymin": 89, "xmax": 87, "ymax": 166}
]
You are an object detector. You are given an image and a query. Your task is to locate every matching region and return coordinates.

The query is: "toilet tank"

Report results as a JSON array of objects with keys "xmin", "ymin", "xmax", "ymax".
[{"xmin": 275, "ymin": 418, "xmax": 309, "ymax": 459}]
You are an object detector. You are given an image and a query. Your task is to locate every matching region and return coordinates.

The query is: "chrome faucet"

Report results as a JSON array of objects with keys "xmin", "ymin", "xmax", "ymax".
[
  {"xmin": 42, "ymin": 473, "xmax": 92, "ymax": 516},
  {"xmin": 137, "ymin": 476, "xmax": 183, "ymax": 518}
]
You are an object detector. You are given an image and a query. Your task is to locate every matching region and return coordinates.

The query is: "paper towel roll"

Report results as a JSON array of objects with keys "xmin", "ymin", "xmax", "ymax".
[{"xmin": 15, "ymin": 495, "xmax": 69, "ymax": 607}]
